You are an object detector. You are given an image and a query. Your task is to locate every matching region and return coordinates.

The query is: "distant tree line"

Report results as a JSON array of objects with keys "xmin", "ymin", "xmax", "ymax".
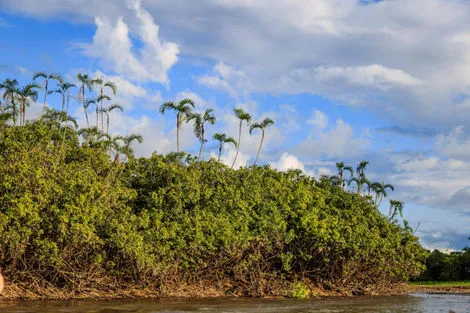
[{"xmin": 415, "ymin": 243, "xmax": 470, "ymax": 281}]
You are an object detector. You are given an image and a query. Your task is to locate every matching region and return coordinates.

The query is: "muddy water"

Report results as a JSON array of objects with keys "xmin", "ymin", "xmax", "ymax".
[{"xmin": 0, "ymin": 293, "xmax": 469, "ymax": 313}]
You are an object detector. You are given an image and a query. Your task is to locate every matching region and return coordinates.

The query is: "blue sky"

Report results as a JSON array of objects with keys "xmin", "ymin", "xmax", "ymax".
[{"xmin": 1, "ymin": 0, "xmax": 470, "ymax": 250}]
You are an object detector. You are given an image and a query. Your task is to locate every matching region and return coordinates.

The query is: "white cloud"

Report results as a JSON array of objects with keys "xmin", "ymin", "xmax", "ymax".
[
  {"xmin": 271, "ymin": 152, "xmax": 305, "ymax": 172},
  {"xmin": 395, "ymin": 157, "xmax": 439, "ymax": 172},
  {"xmin": 436, "ymin": 126, "xmax": 470, "ymax": 160},
  {"xmin": 291, "ymin": 65, "xmax": 422, "ymax": 90},
  {"xmin": 299, "ymin": 118, "xmax": 369, "ymax": 158},
  {"xmin": 307, "ymin": 109, "xmax": 328, "ymax": 129},
  {"xmin": 79, "ymin": 0, "xmax": 178, "ymax": 84},
  {"xmin": 197, "ymin": 62, "xmax": 251, "ymax": 98}
]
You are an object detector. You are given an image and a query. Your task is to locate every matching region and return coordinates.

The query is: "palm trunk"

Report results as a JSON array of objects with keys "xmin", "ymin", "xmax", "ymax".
[
  {"xmin": 22, "ymin": 101, "xmax": 26, "ymax": 125},
  {"xmin": 106, "ymin": 113, "xmax": 110, "ymax": 134},
  {"xmin": 252, "ymin": 130, "xmax": 265, "ymax": 167},
  {"xmin": 176, "ymin": 113, "xmax": 180, "ymax": 153},
  {"xmin": 101, "ymin": 104, "xmax": 105, "ymax": 132},
  {"xmin": 378, "ymin": 195, "xmax": 384, "ymax": 207},
  {"xmin": 231, "ymin": 121, "xmax": 242, "ymax": 169},
  {"xmin": 84, "ymin": 107, "xmax": 89, "ymax": 128},
  {"xmin": 61, "ymin": 95, "xmax": 65, "ymax": 112},
  {"xmin": 66, "ymin": 92, "xmax": 70, "ymax": 116},
  {"xmin": 82, "ymin": 85, "xmax": 90, "ymax": 128},
  {"xmin": 41, "ymin": 80, "xmax": 48, "ymax": 118},
  {"xmin": 96, "ymin": 103, "xmax": 99, "ymax": 128},
  {"xmin": 197, "ymin": 125, "xmax": 204, "ymax": 160},
  {"xmin": 96, "ymin": 89, "xmax": 101, "ymax": 129},
  {"xmin": 217, "ymin": 142, "xmax": 223, "ymax": 161}
]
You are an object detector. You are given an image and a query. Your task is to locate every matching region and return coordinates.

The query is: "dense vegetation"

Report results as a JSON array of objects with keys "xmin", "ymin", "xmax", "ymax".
[
  {"xmin": 415, "ymin": 247, "xmax": 470, "ymax": 282},
  {"xmin": 0, "ymin": 73, "xmax": 426, "ymax": 297}
]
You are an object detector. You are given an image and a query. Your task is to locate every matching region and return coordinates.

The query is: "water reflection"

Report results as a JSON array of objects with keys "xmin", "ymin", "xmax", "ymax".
[{"xmin": 0, "ymin": 293, "xmax": 468, "ymax": 313}]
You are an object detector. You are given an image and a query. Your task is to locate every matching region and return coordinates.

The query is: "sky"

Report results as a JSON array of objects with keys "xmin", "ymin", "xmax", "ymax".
[{"xmin": 1, "ymin": 0, "xmax": 470, "ymax": 250}]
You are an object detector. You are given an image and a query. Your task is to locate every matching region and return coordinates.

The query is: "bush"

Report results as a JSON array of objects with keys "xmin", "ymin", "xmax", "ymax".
[{"xmin": 0, "ymin": 122, "xmax": 427, "ymax": 295}]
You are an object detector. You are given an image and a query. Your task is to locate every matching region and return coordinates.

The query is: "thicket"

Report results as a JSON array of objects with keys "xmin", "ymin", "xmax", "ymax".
[
  {"xmin": 416, "ymin": 248, "xmax": 470, "ymax": 281},
  {"xmin": 0, "ymin": 122, "xmax": 426, "ymax": 296}
]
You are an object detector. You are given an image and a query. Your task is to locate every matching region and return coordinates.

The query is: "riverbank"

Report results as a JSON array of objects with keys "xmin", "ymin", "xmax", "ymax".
[
  {"xmin": 0, "ymin": 279, "xmax": 409, "ymax": 300},
  {"xmin": 408, "ymin": 281, "xmax": 470, "ymax": 294}
]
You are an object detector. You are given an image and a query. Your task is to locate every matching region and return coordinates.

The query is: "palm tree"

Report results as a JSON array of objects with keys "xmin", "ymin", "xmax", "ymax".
[
  {"xmin": 0, "ymin": 79, "xmax": 18, "ymax": 124},
  {"xmin": 120, "ymin": 133, "xmax": 143, "ymax": 161},
  {"xmin": 49, "ymin": 82, "xmax": 76, "ymax": 112},
  {"xmin": 16, "ymin": 83, "xmax": 40, "ymax": 125},
  {"xmin": 231, "ymin": 108, "xmax": 252, "ymax": 169},
  {"xmin": 373, "ymin": 182, "xmax": 395, "ymax": 207},
  {"xmin": 83, "ymin": 99, "xmax": 96, "ymax": 128},
  {"xmin": 349, "ymin": 161, "xmax": 369, "ymax": 193},
  {"xmin": 78, "ymin": 126, "xmax": 109, "ymax": 149},
  {"xmin": 389, "ymin": 200, "xmax": 404, "ymax": 219},
  {"xmin": 159, "ymin": 99, "xmax": 195, "ymax": 153},
  {"xmin": 348, "ymin": 176, "xmax": 370, "ymax": 194},
  {"xmin": 102, "ymin": 104, "xmax": 123, "ymax": 134},
  {"xmin": 77, "ymin": 73, "xmax": 94, "ymax": 127},
  {"xmin": 335, "ymin": 162, "xmax": 354, "ymax": 187},
  {"xmin": 42, "ymin": 107, "xmax": 78, "ymax": 129},
  {"xmin": 33, "ymin": 72, "xmax": 63, "ymax": 117},
  {"xmin": 188, "ymin": 108, "xmax": 216, "ymax": 160},
  {"xmin": 92, "ymin": 78, "xmax": 117, "ymax": 130},
  {"xmin": 0, "ymin": 99, "xmax": 14, "ymax": 128},
  {"xmin": 212, "ymin": 133, "xmax": 237, "ymax": 162},
  {"xmin": 249, "ymin": 117, "xmax": 274, "ymax": 167},
  {"xmin": 356, "ymin": 161, "xmax": 369, "ymax": 180}
]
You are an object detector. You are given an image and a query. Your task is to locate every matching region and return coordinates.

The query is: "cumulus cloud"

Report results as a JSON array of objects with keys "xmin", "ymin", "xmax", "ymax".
[
  {"xmin": 79, "ymin": 0, "xmax": 178, "ymax": 84},
  {"xmin": 271, "ymin": 152, "xmax": 305, "ymax": 172},
  {"xmin": 436, "ymin": 126, "xmax": 470, "ymax": 160},
  {"xmin": 197, "ymin": 62, "xmax": 251, "ymax": 98},
  {"xmin": 299, "ymin": 117, "xmax": 369, "ymax": 158},
  {"xmin": 307, "ymin": 109, "xmax": 328, "ymax": 129}
]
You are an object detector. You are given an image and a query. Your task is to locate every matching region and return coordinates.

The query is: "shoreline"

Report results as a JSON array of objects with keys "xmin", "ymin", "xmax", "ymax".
[
  {"xmin": 0, "ymin": 281, "xmax": 410, "ymax": 301},
  {"xmin": 408, "ymin": 285, "xmax": 470, "ymax": 295}
]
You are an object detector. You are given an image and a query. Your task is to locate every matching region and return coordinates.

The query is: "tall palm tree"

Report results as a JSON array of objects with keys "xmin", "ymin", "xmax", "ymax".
[
  {"xmin": 335, "ymin": 162, "xmax": 354, "ymax": 188},
  {"xmin": 120, "ymin": 133, "xmax": 143, "ymax": 161},
  {"xmin": 389, "ymin": 200, "xmax": 404, "ymax": 219},
  {"xmin": 373, "ymin": 182, "xmax": 395, "ymax": 207},
  {"xmin": 49, "ymin": 82, "xmax": 76, "ymax": 112},
  {"xmin": 0, "ymin": 79, "xmax": 18, "ymax": 125},
  {"xmin": 188, "ymin": 108, "xmax": 216, "ymax": 160},
  {"xmin": 102, "ymin": 104, "xmax": 123, "ymax": 134},
  {"xmin": 32, "ymin": 72, "xmax": 63, "ymax": 117},
  {"xmin": 16, "ymin": 83, "xmax": 40, "ymax": 125},
  {"xmin": 42, "ymin": 107, "xmax": 78, "ymax": 129},
  {"xmin": 249, "ymin": 117, "xmax": 274, "ymax": 167},
  {"xmin": 213, "ymin": 133, "xmax": 237, "ymax": 162},
  {"xmin": 83, "ymin": 99, "xmax": 96, "ymax": 128},
  {"xmin": 159, "ymin": 99, "xmax": 195, "ymax": 153},
  {"xmin": 77, "ymin": 73, "xmax": 94, "ymax": 126},
  {"xmin": 348, "ymin": 176, "xmax": 370, "ymax": 194},
  {"xmin": 231, "ymin": 108, "xmax": 252, "ymax": 169},
  {"xmin": 92, "ymin": 78, "xmax": 117, "ymax": 130},
  {"xmin": 349, "ymin": 160, "xmax": 369, "ymax": 193},
  {"xmin": 356, "ymin": 161, "xmax": 369, "ymax": 180},
  {"xmin": 78, "ymin": 126, "xmax": 109, "ymax": 149}
]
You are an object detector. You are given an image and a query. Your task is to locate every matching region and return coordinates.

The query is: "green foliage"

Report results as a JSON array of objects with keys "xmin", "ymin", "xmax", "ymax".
[
  {"xmin": 416, "ymin": 249, "xmax": 470, "ymax": 281},
  {"xmin": 290, "ymin": 282, "xmax": 310, "ymax": 299},
  {"xmin": 0, "ymin": 122, "xmax": 427, "ymax": 294}
]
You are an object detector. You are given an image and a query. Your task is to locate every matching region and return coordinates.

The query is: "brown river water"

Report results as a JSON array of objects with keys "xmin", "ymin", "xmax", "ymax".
[{"xmin": 0, "ymin": 293, "xmax": 468, "ymax": 313}]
